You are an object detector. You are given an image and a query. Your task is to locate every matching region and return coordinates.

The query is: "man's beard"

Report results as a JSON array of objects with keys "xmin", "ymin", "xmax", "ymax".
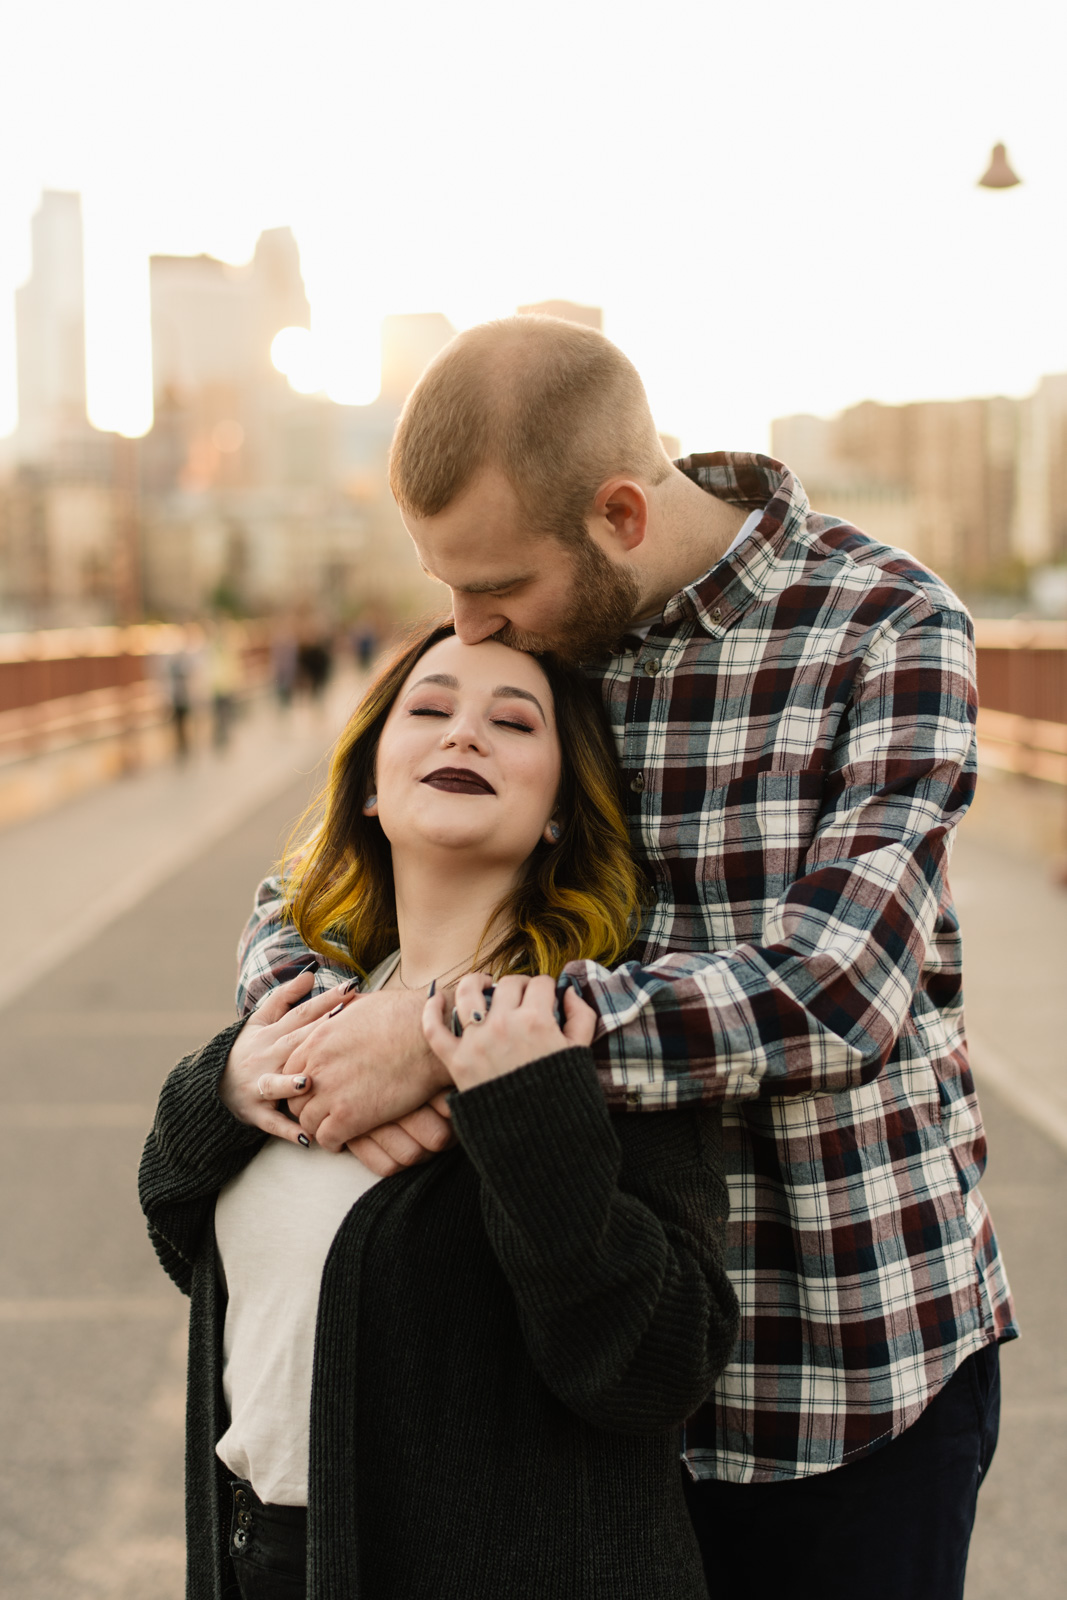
[{"xmin": 493, "ymin": 535, "xmax": 643, "ymax": 666}]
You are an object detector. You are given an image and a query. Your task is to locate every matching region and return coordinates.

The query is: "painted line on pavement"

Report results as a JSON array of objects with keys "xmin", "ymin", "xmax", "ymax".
[
  {"xmin": 0, "ymin": 755, "xmax": 319, "ymax": 1016},
  {"xmin": 9, "ymin": 1103, "xmax": 153, "ymax": 1128},
  {"xmin": 12, "ymin": 1011, "xmax": 233, "ymax": 1037},
  {"xmin": 969, "ymin": 1027, "xmax": 1067, "ymax": 1158},
  {"xmin": 0, "ymin": 1296, "xmax": 182, "ymax": 1322}
]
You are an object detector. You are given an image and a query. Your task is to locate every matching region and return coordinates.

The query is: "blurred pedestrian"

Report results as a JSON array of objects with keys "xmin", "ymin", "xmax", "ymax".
[
  {"xmin": 166, "ymin": 644, "xmax": 193, "ymax": 761},
  {"xmin": 353, "ymin": 619, "xmax": 377, "ymax": 671},
  {"xmin": 296, "ymin": 634, "xmax": 332, "ymax": 701},
  {"xmin": 208, "ymin": 620, "xmax": 243, "ymax": 751},
  {"xmin": 270, "ymin": 622, "xmax": 298, "ymax": 713}
]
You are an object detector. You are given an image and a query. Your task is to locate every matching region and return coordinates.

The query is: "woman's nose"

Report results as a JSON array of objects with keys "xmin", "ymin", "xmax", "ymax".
[{"xmin": 440, "ymin": 712, "xmax": 488, "ymax": 751}]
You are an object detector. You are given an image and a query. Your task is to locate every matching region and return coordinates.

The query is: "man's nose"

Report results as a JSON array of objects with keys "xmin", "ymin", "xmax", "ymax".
[{"xmin": 451, "ymin": 593, "xmax": 503, "ymax": 645}]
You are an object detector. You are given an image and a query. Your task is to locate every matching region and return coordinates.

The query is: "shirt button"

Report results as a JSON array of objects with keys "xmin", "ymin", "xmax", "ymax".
[
  {"xmin": 711, "ymin": 607, "xmax": 722, "ymax": 622},
  {"xmin": 625, "ymin": 1087, "xmax": 642, "ymax": 1106},
  {"xmin": 643, "ymin": 657, "xmax": 661, "ymax": 676},
  {"xmin": 629, "ymin": 772, "xmax": 645, "ymax": 793}
]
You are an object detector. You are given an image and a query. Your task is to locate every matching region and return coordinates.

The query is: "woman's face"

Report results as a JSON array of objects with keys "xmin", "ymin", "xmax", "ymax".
[{"xmin": 371, "ymin": 634, "xmax": 561, "ymax": 874}]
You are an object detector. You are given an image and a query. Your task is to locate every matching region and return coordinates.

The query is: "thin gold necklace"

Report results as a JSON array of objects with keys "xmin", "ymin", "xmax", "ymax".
[{"xmin": 395, "ymin": 948, "xmax": 482, "ymax": 992}]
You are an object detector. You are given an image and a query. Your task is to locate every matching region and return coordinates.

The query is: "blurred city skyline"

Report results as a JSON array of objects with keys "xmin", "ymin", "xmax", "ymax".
[{"xmin": 1, "ymin": 0, "xmax": 1066, "ymax": 453}]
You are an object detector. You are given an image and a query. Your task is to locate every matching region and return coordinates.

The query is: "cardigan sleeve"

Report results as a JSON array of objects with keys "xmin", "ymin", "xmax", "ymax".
[
  {"xmin": 448, "ymin": 1048, "xmax": 739, "ymax": 1435},
  {"xmin": 138, "ymin": 1019, "xmax": 266, "ymax": 1295}
]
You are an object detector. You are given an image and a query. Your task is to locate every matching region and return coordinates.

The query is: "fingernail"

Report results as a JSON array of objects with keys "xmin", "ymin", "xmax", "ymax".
[
  {"xmin": 293, "ymin": 960, "xmax": 317, "ymax": 976},
  {"xmin": 297, "ymin": 1133, "xmax": 310, "ymax": 1148},
  {"xmin": 471, "ymin": 1010, "xmax": 484, "ymax": 1023},
  {"xmin": 327, "ymin": 1001, "xmax": 344, "ymax": 1018},
  {"xmin": 428, "ymin": 978, "xmax": 436, "ymax": 997},
  {"xmin": 341, "ymin": 977, "xmax": 361, "ymax": 994},
  {"xmin": 293, "ymin": 1076, "xmax": 307, "ymax": 1090}
]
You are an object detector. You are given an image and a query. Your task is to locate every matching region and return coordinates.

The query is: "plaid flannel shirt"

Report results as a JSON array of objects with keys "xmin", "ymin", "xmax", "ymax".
[{"xmin": 236, "ymin": 453, "xmax": 1016, "ymax": 1483}]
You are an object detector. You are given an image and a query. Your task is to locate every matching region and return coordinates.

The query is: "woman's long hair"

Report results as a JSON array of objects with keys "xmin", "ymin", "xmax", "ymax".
[{"xmin": 282, "ymin": 623, "xmax": 642, "ymax": 978}]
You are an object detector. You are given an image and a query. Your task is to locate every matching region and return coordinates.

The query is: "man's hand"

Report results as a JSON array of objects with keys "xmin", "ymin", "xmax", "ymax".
[
  {"xmin": 285, "ymin": 987, "xmax": 452, "ymax": 1153},
  {"xmin": 344, "ymin": 1091, "xmax": 456, "ymax": 1177},
  {"xmin": 218, "ymin": 971, "xmax": 355, "ymax": 1145}
]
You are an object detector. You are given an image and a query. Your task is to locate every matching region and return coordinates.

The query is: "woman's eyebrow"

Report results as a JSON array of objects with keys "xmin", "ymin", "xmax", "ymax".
[
  {"xmin": 493, "ymin": 686, "xmax": 546, "ymax": 720},
  {"xmin": 408, "ymin": 673, "xmax": 459, "ymax": 691}
]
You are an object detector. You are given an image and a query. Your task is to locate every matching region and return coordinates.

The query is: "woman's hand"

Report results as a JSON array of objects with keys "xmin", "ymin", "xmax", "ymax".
[
  {"xmin": 219, "ymin": 971, "xmax": 357, "ymax": 1145},
  {"xmin": 423, "ymin": 971, "xmax": 596, "ymax": 1092}
]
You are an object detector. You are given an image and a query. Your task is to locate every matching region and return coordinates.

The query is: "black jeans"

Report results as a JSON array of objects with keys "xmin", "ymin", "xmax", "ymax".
[
  {"xmin": 228, "ymin": 1480, "xmax": 306, "ymax": 1600},
  {"xmin": 684, "ymin": 1342, "xmax": 1001, "ymax": 1600}
]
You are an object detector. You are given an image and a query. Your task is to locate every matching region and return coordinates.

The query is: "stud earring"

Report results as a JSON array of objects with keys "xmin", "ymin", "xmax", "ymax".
[
  {"xmin": 363, "ymin": 795, "xmax": 378, "ymax": 813},
  {"xmin": 548, "ymin": 822, "xmax": 561, "ymax": 841}
]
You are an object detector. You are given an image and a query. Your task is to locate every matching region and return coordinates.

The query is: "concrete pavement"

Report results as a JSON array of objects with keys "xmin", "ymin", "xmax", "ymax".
[{"xmin": 0, "ymin": 730, "xmax": 1063, "ymax": 1597}]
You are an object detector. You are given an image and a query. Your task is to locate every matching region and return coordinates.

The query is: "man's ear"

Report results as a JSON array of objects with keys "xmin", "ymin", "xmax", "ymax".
[{"xmin": 589, "ymin": 478, "xmax": 648, "ymax": 553}]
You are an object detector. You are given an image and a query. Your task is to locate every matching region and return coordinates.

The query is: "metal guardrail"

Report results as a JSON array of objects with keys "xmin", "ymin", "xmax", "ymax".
[
  {"xmin": 974, "ymin": 620, "xmax": 1067, "ymax": 785},
  {"xmin": 0, "ymin": 617, "xmax": 1063, "ymax": 780},
  {"xmin": 0, "ymin": 623, "xmax": 271, "ymax": 769}
]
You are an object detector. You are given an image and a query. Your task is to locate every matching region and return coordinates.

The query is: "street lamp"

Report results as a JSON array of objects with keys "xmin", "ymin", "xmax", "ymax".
[{"xmin": 978, "ymin": 143, "xmax": 1022, "ymax": 189}]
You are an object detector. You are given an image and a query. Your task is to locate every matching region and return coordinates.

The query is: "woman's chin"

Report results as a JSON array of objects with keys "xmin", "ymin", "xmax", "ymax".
[{"xmin": 390, "ymin": 824, "xmax": 534, "ymax": 866}]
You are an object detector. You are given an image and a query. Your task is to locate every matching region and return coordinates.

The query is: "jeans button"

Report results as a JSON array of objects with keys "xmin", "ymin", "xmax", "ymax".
[
  {"xmin": 233, "ymin": 1528, "xmax": 249, "ymax": 1550},
  {"xmin": 238, "ymin": 1510, "xmax": 253, "ymax": 1529}
]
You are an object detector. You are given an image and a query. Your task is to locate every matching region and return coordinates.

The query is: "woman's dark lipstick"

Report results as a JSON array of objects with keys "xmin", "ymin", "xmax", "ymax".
[{"xmin": 421, "ymin": 766, "xmax": 496, "ymax": 795}]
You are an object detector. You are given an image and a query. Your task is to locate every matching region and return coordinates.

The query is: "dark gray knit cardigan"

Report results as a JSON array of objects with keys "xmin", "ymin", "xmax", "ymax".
[{"xmin": 139, "ymin": 1020, "xmax": 739, "ymax": 1600}]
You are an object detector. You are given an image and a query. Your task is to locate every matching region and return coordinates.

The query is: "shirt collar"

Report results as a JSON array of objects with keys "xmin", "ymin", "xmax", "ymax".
[{"xmin": 660, "ymin": 451, "xmax": 810, "ymax": 637}]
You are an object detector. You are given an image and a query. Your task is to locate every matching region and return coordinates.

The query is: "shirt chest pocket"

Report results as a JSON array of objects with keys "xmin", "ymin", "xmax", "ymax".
[{"xmin": 697, "ymin": 769, "xmax": 825, "ymax": 936}]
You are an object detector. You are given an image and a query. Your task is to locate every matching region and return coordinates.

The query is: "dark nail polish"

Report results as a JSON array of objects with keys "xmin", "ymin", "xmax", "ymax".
[
  {"xmin": 293, "ymin": 1076, "xmax": 307, "ymax": 1091},
  {"xmin": 297, "ymin": 1133, "xmax": 310, "ymax": 1148},
  {"xmin": 428, "ymin": 978, "xmax": 436, "ymax": 997},
  {"xmin": 341, "ymin": 977, "xmax": 361, "ymax": 994},
  {"xmin": 327, "ymin": 1001, "xmax": 343, "ymax": 1018}
]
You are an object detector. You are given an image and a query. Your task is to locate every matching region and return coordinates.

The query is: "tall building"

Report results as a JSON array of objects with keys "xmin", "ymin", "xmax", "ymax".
[
  {"xmin": 517, "ymin": 299, "xmax": 602, "ymax": 330},
  {"xmin": 772, "ymin": 394, "xmax": 1021, "ymax": 591},
  {"xmin": 1013, "ymin": 374, "xmax": 1067, "ymax": 568},
  {"xmin": 379, "ymin": 313, "xmax": 455, "ymax": 403},
  {"xmin": 149, "ymin": 226, "xmax": 310, "ymax": 403},
  {"xmin": 14, "ymin": 191, "xmax": 88, "ymax": 458},
  {"xmin": 146, "ymin": 228, "xmax": 313, "ymax": 493}
]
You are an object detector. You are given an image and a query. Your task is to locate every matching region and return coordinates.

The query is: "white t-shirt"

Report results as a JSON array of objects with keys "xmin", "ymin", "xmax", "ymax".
[{"xmin": 214, "ymin": 951, "xmax": 399, "ymax": 1505}]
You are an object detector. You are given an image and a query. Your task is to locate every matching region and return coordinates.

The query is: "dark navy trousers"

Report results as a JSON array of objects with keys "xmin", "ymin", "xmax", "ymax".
[{"xmin": 683, "ymin": 1342, "xmax": 1002, "ymax": 1600}]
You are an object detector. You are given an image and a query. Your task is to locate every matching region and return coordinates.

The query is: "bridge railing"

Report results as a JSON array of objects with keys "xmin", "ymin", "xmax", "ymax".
[
  {"xmin": 974, "ymin": 619, "xmax": 1067, "ymax": 786},
  {"xmin": 0, "ymin": 624, "xmax": 271, "ymax": 769}
]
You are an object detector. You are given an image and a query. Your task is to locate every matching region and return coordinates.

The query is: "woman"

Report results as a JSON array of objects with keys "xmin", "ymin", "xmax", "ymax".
[{"xmin": 140, "ymin": 624, "xmax": 739, "ymax": 1600}]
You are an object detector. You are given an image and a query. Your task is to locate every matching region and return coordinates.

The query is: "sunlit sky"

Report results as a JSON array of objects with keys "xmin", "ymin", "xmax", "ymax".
[{"xmin": 1, "ymin": 0, "xmax": 1065, "ymax": 452}]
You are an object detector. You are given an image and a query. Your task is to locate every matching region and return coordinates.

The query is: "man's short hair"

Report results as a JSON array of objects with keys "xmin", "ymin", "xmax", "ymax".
[{"xmin": 388, "ymin": 315, "xmax": 672, "ymax": 542}]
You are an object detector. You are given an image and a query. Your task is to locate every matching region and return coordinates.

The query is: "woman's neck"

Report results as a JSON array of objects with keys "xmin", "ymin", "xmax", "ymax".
[{"xmin": 388, "ymin": 850, "xmax": 520, "ymax": 990}]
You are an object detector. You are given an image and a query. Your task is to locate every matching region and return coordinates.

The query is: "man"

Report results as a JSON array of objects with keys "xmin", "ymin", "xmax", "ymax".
[{"xmin": 236, "ymin": 317, "xmax": 1014, "ymax": 1599}]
